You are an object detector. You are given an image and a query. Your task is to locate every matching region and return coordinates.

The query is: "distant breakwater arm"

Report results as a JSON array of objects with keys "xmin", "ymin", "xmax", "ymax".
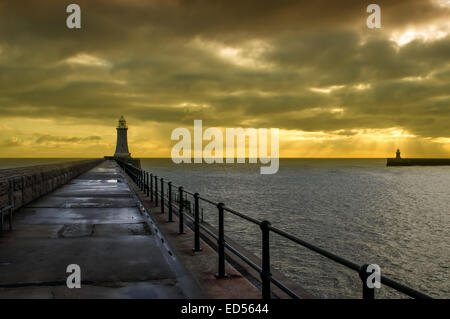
[
  {"xmin": 387, "ymin": 158, "xmax": 450, "ymax": 166},
  {"xmin": 0, "ymin": 159, "xmax": 104, "ymax": 210}
]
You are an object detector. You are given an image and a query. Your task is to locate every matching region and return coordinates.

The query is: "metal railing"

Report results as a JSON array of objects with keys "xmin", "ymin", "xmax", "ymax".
[
  {"xmin": 116, "ymin": 160, "xmax": 433, "ymax": 300},
  {"xmin": 0, "ymin": 205, "xmax": 13, "ymax": 231}
]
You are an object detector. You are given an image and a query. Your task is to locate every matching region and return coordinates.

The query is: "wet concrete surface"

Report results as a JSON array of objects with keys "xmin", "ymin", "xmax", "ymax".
[{"xmin": 0, "ymin": 161, "xmax": 202, "ymax": 298}]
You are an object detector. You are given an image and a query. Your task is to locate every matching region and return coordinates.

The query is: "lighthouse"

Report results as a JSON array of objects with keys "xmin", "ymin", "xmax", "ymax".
[{"xmin": 114, "ymin": 116, "xmax": 131, "ymax": 159}]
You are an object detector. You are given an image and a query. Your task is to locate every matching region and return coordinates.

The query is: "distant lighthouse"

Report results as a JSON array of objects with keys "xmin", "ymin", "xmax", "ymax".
[{"xmin": 114, "ymin": 116, "xmax": 131, "ymax": 159}]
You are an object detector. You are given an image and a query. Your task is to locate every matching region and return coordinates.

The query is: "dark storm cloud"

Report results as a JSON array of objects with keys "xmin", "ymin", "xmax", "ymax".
[
  {"xmin": 19, "ymin": 0, "xmax": 444, "ymax": 35},
  {"xmin": 0, "ymin": 0, "xmax": 449, "ymax": 142},
  {"xmin": 34, "ymin": 134, "xmax": 102, "ymax": 144}
]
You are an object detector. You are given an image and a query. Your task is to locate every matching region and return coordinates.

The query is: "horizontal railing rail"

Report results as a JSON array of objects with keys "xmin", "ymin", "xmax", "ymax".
[{"xmin": 115, "ymin": 159, "xmax": 433, "ymax": 300}]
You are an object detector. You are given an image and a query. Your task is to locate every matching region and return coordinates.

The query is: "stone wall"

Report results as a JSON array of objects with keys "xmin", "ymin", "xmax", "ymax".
[{"xmin": 0, "ymin": 159, "xmax": 104, "ymax": 210}]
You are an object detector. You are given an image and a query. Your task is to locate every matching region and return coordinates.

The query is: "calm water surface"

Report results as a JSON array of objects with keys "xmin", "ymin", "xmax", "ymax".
[
  {"xmin": 1, "ymin": 158, "xmax": 449, "ymax": 298},
  {"xmin": 139, "ymin": 158, "xmax": 449, "ymax": 298}
]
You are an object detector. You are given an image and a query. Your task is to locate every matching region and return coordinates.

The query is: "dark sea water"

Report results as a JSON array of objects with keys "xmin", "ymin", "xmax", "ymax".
[
  {"xmin": 139, "ymin": 158, "xmax": 449, "ymax": 299},
  {"xmin": 1, "ymin": 158, "xmax": 449, "ymax": 298}
]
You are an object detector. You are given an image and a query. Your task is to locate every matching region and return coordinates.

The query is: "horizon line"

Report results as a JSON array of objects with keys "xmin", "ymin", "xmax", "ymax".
[{"xmin": 1, "ymin": 156, "xmax": 450, "ymax": 159}]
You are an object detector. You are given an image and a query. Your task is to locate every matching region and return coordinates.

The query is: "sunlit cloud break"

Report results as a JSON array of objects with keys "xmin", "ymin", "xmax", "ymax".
[{"xmin": 64, "ymin": 53, "xmax": 111, "ymax": 67}]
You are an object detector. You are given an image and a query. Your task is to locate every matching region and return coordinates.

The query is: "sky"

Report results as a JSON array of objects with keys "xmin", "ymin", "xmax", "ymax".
[{"xmin": 0, "ymin": 0, "xmax": 449, "ymax": 158}]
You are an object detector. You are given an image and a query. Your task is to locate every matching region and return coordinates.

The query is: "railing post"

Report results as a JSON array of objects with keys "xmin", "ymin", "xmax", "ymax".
[
  {"xmin": 168, "ymin": 182, "xmax": 173, "ymax": 222},
  {"xmin": 160, "ymin": 178, "xmax": 165, "ymax": 214},
  {"xmin": 138, "ymin": 169, "xmax": 141, "ymax": 189},
  {"xmin": 7, "ymin": 180, "xmax": 14, "ymax": 230},
  {"xmin": 260, "ymin": 220, "xmax": 272, "ymax": 299},
  {"xmin": 141, "ymin": 170, "xmax": 144, "ymax": 191},
  {"xmin": 136, "ymin": 169, "xmax": 139, "ymax": 187},
  {"xmin": 8, "ymin": 179, "xmax": 13, "ymax": 209},
  {"xmin": 359, "ymin": 264, "xmax": 376, "ymax": 299},
  {"xmin": 146, "ymin": 172, "xmax": 150, "ymax": 197},
  {"xmin": 155, "ymin": 176, "xmax": 158, "ymax": 207},
  {"xmin": 150, "ymin": 173, "xmax": 153, "ymax": 202},
  {"xmin": 8, "ymin": 206, "xmax": 13, "ymax": 230},
  {"xmin": 143, "ymin": 170, "xmax": 146, "ymax": 193},
  {"xmin": 178, "ymin": 187, "xmax": 184, "ymax": 234},
  {"xmin": 215, "ymin": 203, "xmax": 228, "ymax": 279},
  {"xmin": 193, "ymin": 193, "xmax": 202, "ymax": 252}
]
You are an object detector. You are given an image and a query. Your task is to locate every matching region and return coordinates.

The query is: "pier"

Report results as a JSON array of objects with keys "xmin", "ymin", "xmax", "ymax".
[
  {"xmin": 0, "ymin": 160, "xmax": 204, "ymax": 298},
  {"xmin": 387, "ymin": 149, "xmax": 450, "ymax": 166},
  {"xmin": 387, "ymin": 158, "xmax": 450, "ymax": 166}
]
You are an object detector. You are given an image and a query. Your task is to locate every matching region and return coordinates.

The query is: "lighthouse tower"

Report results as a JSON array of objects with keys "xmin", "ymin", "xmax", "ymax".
[{"xmin": 114, "ymin": 116, "xmax": 131, "ymax": 159}]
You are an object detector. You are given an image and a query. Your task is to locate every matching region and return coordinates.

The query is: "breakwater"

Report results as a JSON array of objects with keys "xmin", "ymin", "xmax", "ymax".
[
  {"xmin": 387, "ymin": 158, "xmax": 450, "ymax": 166},
  {"xmin": 0, "ymin": 159, "xmax": 104, "ymax": 210},
  {"xmin": 0, "ymin": 160, "xmax": 208, "ymax": 298}
]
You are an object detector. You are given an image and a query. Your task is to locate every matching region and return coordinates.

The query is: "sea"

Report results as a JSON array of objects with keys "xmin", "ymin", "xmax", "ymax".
[{"xmin": 1, "ymin": 158, "xmax": 449, "ymax": 298}]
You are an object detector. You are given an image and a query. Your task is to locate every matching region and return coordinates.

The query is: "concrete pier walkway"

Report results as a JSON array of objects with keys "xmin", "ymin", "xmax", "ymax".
[{"xmin": 0, "ymin": 161, "xmax": 202, "ymax": 298}]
